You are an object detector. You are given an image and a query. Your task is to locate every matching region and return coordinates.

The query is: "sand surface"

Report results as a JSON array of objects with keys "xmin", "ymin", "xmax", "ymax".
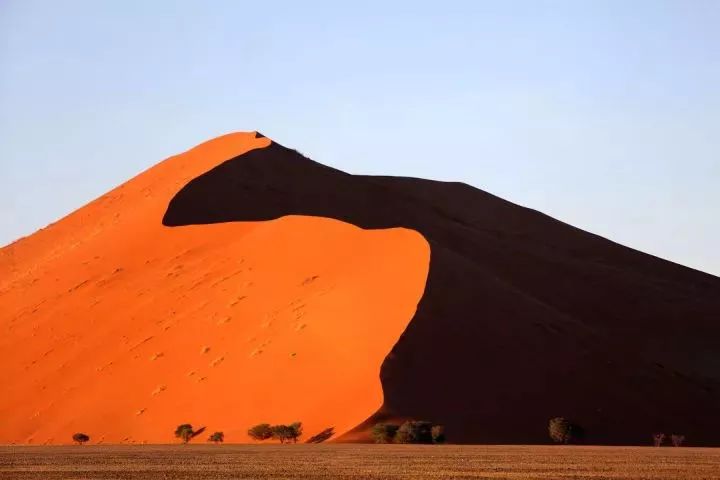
[
  {"xmin": 0, "ymin": 133, "xmax": 429, "ymax": 444},
  {"xmin": 3, "ymin": 444, "xmax": 720, "ymax": 479}
]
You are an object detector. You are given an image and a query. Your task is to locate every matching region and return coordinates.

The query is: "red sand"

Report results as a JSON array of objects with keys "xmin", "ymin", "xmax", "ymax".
[{"xmin": 0, "ymin": 133, "xmax": 429, "ymax": 444}]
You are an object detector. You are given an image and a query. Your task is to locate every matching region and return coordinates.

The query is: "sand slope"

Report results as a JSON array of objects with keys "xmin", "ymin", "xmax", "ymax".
[{"xmin": 0, "ymin": 133, "xmax": 429, "ymax": 444}]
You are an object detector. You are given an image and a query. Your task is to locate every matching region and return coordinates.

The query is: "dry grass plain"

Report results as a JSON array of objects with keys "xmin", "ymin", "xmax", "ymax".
[{"xmin": 2, "ymin": 444, "xmax": 720, "ymax": 480}]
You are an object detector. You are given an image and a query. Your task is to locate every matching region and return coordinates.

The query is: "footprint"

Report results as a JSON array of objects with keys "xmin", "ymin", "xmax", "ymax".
[
  {"xmin": 151, "ymin": 385, "xmax": 167, "ymax": 396},
  {"xmin": 200, "ymin": 346, "xmax": 210, "ymax": 354},
  {"xmin": 229, "ymin": 296, "xmax": 247, "ymax": 307},
  {"xmin": 301, "ymin": 275, "xmax": 319, "ymax": 286},
  {"xmin": 210, "ymin": 356, "xmax": 224, "ymax": 367},
  {"xmin": 129, "ymin": 336, "xmax": 154, "ymax": 352},
  {"xmin": 150, "ymin": 352, "xmax": 164, "ymax": 361}
]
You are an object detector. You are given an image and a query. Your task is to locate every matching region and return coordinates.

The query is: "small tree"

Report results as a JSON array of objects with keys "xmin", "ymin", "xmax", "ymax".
[
  {"xmin": 653, "ymin": 433, "xmax": 666, "ymax": 447},
  {"xmin": 248, "ymin": 423, "xmax": 273, "ymax": 441},
  {"xmin": 175, "ymin": 424, "xmax": 194, "ymax": 444},
  {"xmin": 549, "ymin": 417, "xmax": 582, "ymax": 444},
  {"xmin": 287, "ymin": 422, "xmax": 303, "ymax": 443},
  {"xmin": 431, "ymin": 425, "xmax": 446, "ymax": 444},
  {"xmin": 208, "ymin": 431, "xmax": 224, "ymax": 444},
  {"xmin": 271, "ymin": 424, "xmax": 292, "ymax": 444},
  {"xmin": 371, "ymin": 423, "xmax": 399, "ymax": 444},
  {"xmin": 306, "ymin": 427, "xmax": 335, "ymax": 444},
  {"xmin": 268, "ymin": 423, "xmax": 302, "ymax": 444},
  {"xmin": 395, "ymin": 421, "xmax": 434, "ymax": 444},
  {"xmin": 72, "ymin": 433, "xmax": 90, "ymax": 445},
  {"xmin": 671, "ymin": 434, "xmax": 685, "ymax": 447},
  {"xmin": 271, "ymin": 425, "xmax": 286, "ymax": 443}
]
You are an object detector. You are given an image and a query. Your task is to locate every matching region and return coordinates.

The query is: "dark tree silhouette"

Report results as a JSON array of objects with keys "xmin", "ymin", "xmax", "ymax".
[
  {"xmin": 248, "ymin": 423, "xmax": 273, "ymax": 441},
  {"xmin": 288, "ymin": 422, "xmax": 303, "ymax": 443},
  {"xmin": 395, "ymin": 421, "xmax": 434, "ymax": 444},
  {"xmin": 72, "ymin": 433, "xmax": 90, "ymax": 445},
  {"xmin": 371, "ymin": 423, "xmax": 400, "ymax": 444},
  {"xmin": 208, "ymin": 431, "xmax": 224, "ymax": 444},
  {"xmin": 549, "ymin": 417, "xmax": 583, "ymax": 444},
  {"xmin": 174, "ymin": 424, "xmax": 194, "ymax": 444},
  {"xmin": 431, "ymin": 425, "xmax": 446, "ymax": 444},
  {"xmin": 270, "ymin": 423, "xmax": 303, "ymax": 443}
]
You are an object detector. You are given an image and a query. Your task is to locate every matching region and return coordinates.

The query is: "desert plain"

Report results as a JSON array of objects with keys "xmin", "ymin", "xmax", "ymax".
[{"xmin": 3, "ymin": 444, "xmax": 720, "ymax": 480}]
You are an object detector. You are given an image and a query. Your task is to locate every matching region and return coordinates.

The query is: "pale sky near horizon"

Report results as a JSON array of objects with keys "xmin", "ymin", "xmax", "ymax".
[{"xmin": 1, "ymin": 1, "xmax": 719, "ymax": 275}]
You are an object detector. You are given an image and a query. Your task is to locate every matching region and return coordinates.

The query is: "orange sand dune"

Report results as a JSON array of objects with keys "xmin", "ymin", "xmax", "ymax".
[{"xmin": 0, "ymin": 133, "xmax": 429, "ymax": 444}]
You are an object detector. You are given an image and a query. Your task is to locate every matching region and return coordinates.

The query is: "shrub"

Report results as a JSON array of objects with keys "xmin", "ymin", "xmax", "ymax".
[
  {"xmin": 548, "ymin": 417, "xmax": 583, "ymax": 444},
  {"xmin": 72, "ymin": 433, "xmax": 90, "ymax": 445},
  {"xmin": 395, "ymin": 421, "xmax": 434, "ymax": 444},
  {"xmin": 371, "ymin": 423, "xmax": 399, "ymax": 444},
  {"xmin": 306, "ymin": 427, "xmax": 335, "ymax": 444},
  {"xmin": 247, "ymin": 423, "xmax": 273, "ymax": 441},
  {"xmin": 208, "ymin": 431, "xmax": 224, "ymax": 444},
  {"xmin": 431, "ymin": 425, "xmax": 446, "ymax": 444},
  {"xmin": 174, "ymin": 424, "xmax": 194, "ymax": 444},
  {"xmin": 671, "ymin": 434, "xmax": 685, "ymax": 447},
  {"xmin": 653, "ymin": 433, "xmax": 666, "ymax": 447}
]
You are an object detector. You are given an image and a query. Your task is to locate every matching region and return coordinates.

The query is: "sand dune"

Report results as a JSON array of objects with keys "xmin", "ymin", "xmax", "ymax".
[{"xmin": 3, "ymin": 131, "xmax": 720, "ymax": 445}]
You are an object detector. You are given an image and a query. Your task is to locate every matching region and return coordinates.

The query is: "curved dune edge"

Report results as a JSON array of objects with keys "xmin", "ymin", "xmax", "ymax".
[{"xmin": 0, "ymin": 133, "xmax": 430, "ymax": 444}]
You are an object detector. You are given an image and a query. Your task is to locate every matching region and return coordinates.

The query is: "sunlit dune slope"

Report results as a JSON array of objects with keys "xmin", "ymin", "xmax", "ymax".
[{"xmin": 0, "ymin": 133, "xmax": 430, "ymax": 444}]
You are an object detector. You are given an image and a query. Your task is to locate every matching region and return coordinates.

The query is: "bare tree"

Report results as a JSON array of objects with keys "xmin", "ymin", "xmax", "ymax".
[{"xmin": 653, "ymin": 433, "xmax": 666, "ymax": 447}]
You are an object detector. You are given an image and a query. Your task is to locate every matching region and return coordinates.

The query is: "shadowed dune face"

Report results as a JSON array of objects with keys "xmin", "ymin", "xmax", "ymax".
[
  {"xmin": 0, "ymin": 133, "xmax": 429, "ymax": 444},
  {"xmin": 164, "ymin": 140, "xmax": 720, "ymax": 445}
]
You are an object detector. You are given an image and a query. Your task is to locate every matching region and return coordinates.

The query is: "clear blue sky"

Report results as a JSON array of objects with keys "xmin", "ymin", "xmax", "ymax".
[{"xmin": 1, "ymin": 0, "xmax": 719, "ymax": 275}]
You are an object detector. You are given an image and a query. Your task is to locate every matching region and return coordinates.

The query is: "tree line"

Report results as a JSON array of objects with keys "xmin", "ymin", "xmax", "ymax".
[{"xmin": 67, "ymin": 417, "xmax": 687, "ymax": 446}]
